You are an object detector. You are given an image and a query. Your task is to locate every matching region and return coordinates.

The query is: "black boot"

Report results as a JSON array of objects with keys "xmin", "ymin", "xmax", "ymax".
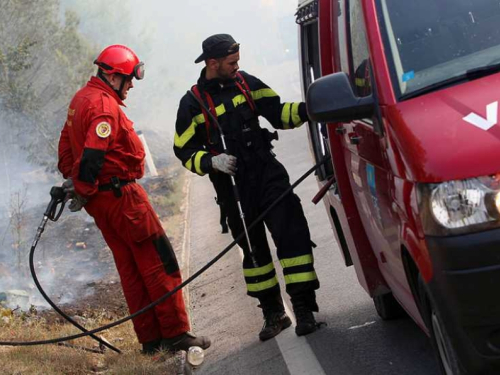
[
  {"xmin": 142, "ymin": 338, "xmax": 162, "ymax": 355},
  {"xmin": 259, "ymin": 310, "xmax": 292, "ymax": 341},
  {"xmin": 294, "ymin": 307, "xmax": 318, "ymax": 336},
  {"xmin": 258, "ymin": 292, "xmax": 291, "ymax": 341},
  {"xmin": 291, "ymin": 292, "xmax": 319, "ymax": 337},
  {"xmin": 161, "ymin": 332, "xmax": 211, "ymax": 351}
]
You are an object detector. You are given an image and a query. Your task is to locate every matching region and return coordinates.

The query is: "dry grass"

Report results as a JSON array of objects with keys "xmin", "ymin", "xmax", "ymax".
[
  {"xmin": 0, "ymin": 310, "xmax": 179, "ymax": 374},
  {"xmin": 0, "ymin": 167, "xmax": 192, "ymax": 374},
  {"xmin": 147, "ymin": 166, "xmax": 187, "ymax": 218}
]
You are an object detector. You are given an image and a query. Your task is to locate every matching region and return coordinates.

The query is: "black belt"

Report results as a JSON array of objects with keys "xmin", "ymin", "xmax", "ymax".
[{"xmin": 98, "ymin": 179, "xmax": 136, "ymax": 192}]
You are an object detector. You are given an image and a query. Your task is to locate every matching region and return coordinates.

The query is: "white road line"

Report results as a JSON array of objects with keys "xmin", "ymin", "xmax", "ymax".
[
  {"xmin": 238, "ymin": 247, "xmax": 327, "ymax": 375},
  {"xmin": 348, "ymin": 321, "xmax": 376, "ymax": 330}
]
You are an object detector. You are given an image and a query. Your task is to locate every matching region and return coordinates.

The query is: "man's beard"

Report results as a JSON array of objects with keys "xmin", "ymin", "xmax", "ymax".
[{"xmin": 217, "ymin": 68, "xmax": 235, "ymax": 81}]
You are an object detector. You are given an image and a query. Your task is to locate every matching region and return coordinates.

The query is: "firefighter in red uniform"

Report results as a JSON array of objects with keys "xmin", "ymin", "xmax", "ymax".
[{"xmin": 57, "ymin": 45, "xmax": 210, "ymax": 354}]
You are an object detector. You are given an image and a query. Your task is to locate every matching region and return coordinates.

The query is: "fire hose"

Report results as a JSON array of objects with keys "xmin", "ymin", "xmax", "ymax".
[
  {"xmin": 0, "ymin": 155, "xmax": 328, "ymax": 352},
  {"xmin": 28, "ymin": 187, "xmax": 121, "ymax": 354}
]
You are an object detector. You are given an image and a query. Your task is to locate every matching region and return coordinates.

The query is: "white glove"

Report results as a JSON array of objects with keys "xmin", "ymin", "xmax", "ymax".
[
  {"xmin": 68, "ymin": 194, "xmax": 88, "ymax": 212},
  {"xmin": 211, "ymin": 154, "xmax": 237, "ymax": 176}
]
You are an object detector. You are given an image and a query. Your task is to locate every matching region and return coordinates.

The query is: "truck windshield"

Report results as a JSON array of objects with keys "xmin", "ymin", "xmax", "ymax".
[{"xmin": 378, "ymin": 0, "xmax": 500, "ymax": 99}]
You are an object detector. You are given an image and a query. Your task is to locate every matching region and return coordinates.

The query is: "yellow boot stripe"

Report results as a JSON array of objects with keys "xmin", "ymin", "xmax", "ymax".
[
  {"xmin": 243, "ymin": 262, "xmax": 275, "ymax": 277},
  {"xmin": 247, "ymin": 276, "xmax": 279, "ymax": 292},
  {"xmin": 280, "ymin": 254, "xmax": 314, "ymax": 268},
  {"xmin": 284, "ymin": 272, "xmax": 318, "ymax": 285}
]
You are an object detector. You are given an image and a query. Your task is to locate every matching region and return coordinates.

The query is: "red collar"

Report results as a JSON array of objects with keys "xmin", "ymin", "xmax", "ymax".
[{"xmin": 87, "ymin": 76, "xmax": 126, "ymax": 107}]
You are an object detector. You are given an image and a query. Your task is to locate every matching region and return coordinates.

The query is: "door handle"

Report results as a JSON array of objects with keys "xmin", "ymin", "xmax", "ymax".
[
  {"xmin": 335, "ymin": 126, "xmax": 346, "ymax": 135},
  {"xmin": 349, "ymin": 135, "xmax": 362, "ymax": 145}
]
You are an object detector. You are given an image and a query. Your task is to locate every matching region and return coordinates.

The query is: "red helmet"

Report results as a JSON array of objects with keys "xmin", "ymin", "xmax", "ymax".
[{"xmin": 94, "ymin": 45, "xmax": 145, "ymax": 80}]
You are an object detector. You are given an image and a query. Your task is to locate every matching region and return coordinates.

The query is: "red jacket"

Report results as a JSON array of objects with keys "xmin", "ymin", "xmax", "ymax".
[{"xmin": 58, "ymin": 77, "xmax": 145, "ymax": 199}]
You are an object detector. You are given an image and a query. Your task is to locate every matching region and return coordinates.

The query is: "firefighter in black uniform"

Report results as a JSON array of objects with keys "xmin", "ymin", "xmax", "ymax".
[{"xmin": 174, "ymin": 34, "xmax": 320, "ymax": 341}]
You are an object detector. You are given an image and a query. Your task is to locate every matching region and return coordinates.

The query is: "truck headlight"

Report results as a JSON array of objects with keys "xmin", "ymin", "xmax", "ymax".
[{"xmin": 418, "ymin": 176, "xmax": 500, "ymax": 236}]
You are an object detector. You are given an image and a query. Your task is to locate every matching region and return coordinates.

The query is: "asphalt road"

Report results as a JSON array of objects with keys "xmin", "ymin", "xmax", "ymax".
[{"xmin": 186, "ymin": 125, "xmax": 440, "ymax": 375}]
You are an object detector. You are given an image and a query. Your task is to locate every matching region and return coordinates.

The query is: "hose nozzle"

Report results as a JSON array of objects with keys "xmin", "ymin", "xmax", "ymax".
[{"xmin": 44, "ymin": 186, "xmax": 66, "ymax": 221}]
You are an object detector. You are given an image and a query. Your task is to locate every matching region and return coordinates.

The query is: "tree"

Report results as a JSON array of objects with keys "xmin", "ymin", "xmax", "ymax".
[{"xmin": 0, "ymin": 0, "xmax": 96, "ymax": 170}]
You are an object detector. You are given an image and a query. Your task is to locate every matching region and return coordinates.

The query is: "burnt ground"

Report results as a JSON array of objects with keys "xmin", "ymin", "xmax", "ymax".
[{"xmin": 0, "ymin": 167, "xmax": 186, "ymax": 325}]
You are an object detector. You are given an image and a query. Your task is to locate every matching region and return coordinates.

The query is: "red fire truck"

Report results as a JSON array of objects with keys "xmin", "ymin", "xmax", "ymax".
[{"xmin": 297, "ymin": 0, "xmax": 500, "ymax": 374}]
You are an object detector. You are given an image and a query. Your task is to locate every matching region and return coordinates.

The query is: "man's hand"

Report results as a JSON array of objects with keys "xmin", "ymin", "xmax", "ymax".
[
  {"xmin": 211, "ymin": 154, "xmax": 237, "ymax": 176},
  {"xmin": 62, "ymin": 178, "xmax": 75, "ymax": 202},
  {"xmin": 68, "ymin": 194, "xmax": 88, "ymax": 212}
]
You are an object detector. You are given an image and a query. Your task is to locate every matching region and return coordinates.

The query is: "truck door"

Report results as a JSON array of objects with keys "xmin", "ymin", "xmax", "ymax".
[
  {"xmin": 297, "ymin": 0, "xmax": 335, "ymax": 183},
  {"xmin": 337, "ymin": 0, "xmax": 410, "ymax": 302}
]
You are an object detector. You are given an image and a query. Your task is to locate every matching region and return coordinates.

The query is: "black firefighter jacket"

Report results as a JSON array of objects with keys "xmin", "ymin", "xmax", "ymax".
[{"xmin": 173, "ymin": 69, "xmax": 309, "ymax": 176}]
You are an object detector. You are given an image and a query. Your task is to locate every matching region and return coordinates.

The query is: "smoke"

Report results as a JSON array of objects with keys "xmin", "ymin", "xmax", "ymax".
[
  {"xmin": 60, "ymin": 0, "xmax": 302, "ymax": 139},
  {"xmin": 0, "ymin": 0, "xmax": 304, "ymax": 309}
]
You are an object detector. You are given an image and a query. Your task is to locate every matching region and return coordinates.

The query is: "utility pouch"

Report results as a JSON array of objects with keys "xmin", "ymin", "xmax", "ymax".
[
  {"xmin": 261, "ymin": 128, "xmax": 279, "ymax": 150},
  {"xmin": 110, "ymin": 176, "xmax": 123, "ymax": 198},
  {"xmin": 240, "ymin": 117, "xmax": 261, "ymax": 149}
]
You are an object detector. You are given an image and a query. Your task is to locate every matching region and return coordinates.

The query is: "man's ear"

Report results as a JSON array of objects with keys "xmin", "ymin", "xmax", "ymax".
[
  {"xmin": 108, "ymin": 73, "xmax": 119, "ymax": 84},
  {"xmin": 206, "ymin": 58, "xmax": 218, "ymax": 70}
]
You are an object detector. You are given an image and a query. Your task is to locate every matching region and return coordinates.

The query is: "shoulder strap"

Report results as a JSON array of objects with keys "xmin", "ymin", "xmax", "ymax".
[
  {"xmin": 235, "ymin": 72, "xmax": 257, "ymax": 113},
  {"xmin": 191, "ymin": 85, "xmax": 218, "ymax": 145}
]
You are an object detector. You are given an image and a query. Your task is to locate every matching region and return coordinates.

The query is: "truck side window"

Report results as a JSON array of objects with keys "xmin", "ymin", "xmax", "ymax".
[
  {"xmin": 349, "ymin": 0, "xmax": 372, "ymax": 98},
  {"xmin": 337, "ymin": 0, "xmax": 350, "ymax": 74}
]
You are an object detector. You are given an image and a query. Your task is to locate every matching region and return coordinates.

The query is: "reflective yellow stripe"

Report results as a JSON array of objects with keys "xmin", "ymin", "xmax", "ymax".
[
  {"xmin": 193, "ymin": 113, "xmax": 205, "ymax": 125},
  {"xmin": 232, "ymin": 94, "xmax": 247, "ymax": 107},
  {"xmin": 247, "ymin": 276, "xmax": 279, "ymax": 292},
  {"xmin": 281, "ymin": 103, "xmax": 291, "ymax": 130},
  {"xmin": 235, "ymin": 89, "xmax": 277, "ymax": 107},
  {"xmin": 291, "ymin": 102, "xmax": 302, "ymax": 127},
  {"xmin": 176, "ymin": 104, "xmax": 226, "ymax": 149},
  {"xmin": 251, "ymin": 88, "xmax": 278, "ymax": 101},
  {"xmin": 215, "ymin": 103, "xmax": 226, "ymax": 117},
  {"xmin": 184, "ymin": 153, "xmax": 194, "ymax": 171},
  {"xmin": 280, "ymin": 254, "xmax": 314, "ymax": 269},
  {"xmin": 194, "ymin": 151, "xmax": 207, "ymax": 175},
  {"xmin": 174, "ymin": 120, "xmax": 197, "ymax": 148},
  {"xmin": 284, "ymin": 272, "xmax": 317, "ymax": 285},
  {"xmin": 243, "ymin": 262, "xmax": 275, "ymax": 277},
  {"xmin": 194, "ymin": 104, "xmax": 227, "ymax": 123}
]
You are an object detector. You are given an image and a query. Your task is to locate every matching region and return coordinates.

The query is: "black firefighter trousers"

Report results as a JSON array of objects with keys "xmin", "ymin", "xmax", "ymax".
[{"xmin": 211, "ymin": 156, "xmax": 320, "ymax": 315}]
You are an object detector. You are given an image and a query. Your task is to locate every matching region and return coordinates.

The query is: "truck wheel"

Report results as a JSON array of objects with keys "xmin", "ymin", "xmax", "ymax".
[
  {"xmin": 418, "ymin": 276, "xmax": 465, "ymax": 375},
  {"xmin": 373, "ymin": 292, "xmax": 406, "ymax": 320}
]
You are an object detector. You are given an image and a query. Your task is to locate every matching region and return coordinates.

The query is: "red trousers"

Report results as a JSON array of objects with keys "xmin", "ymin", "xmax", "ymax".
[{"xmin": 85, "ymin": 183, "xmax": 190, "ymax": 343}]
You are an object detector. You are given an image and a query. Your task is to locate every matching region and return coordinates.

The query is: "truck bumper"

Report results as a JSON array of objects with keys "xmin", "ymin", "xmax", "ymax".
[{"xmin": 427, "ymin": 229, "xmax": 500, "ymax": 374}]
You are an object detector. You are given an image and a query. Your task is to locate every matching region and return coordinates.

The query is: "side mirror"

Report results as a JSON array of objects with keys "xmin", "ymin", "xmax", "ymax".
[{"xmin": 306, "ymin": 72, "xmax": 374, "ymax": 123}]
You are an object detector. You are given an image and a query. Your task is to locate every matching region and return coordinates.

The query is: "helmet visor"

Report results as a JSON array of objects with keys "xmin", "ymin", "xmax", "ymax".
[{"xmin": 134, "ymin": 62, "xmax": 145, "ymax": 80}]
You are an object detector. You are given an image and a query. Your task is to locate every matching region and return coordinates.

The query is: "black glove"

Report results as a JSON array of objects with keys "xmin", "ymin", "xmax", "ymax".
[
  {"xmin": 62, "ymin": 178, "xmax": 87, "ymax": 211},
  {"xmin": 62, "ymin": 178, "xmax": 75, "ymax": 202},
  {"xmin": 68, "ymin": 195, "xmax": 87, "ymax": 212}
]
